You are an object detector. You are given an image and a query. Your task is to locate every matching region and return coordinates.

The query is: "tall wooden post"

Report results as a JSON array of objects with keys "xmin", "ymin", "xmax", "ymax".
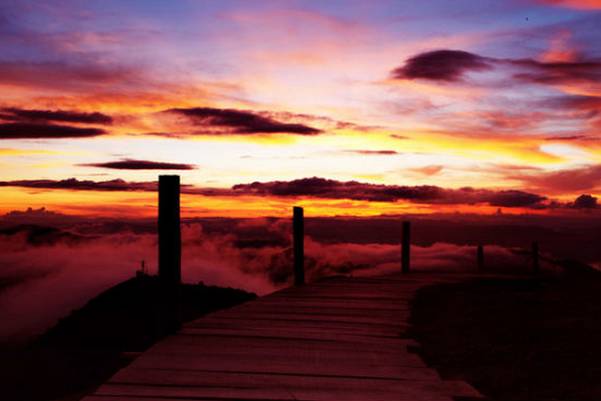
[
  {"xmin": 293, "ymin": 206, "xmax": 305, "ymax": 286},
  {"xmin": 532, "ymin": 241, "xmax": 539, "ymax": 274},
  {"xmin": 477, "ymin": 244, "xmax": 484, "ymax": 271},
  {"xmin": 402, "ymin": 221, "xmax": 411, "ymax": 274},
  {"xmin": 158, "ymin": 175, "xmax": 181, "ymax": 333}
]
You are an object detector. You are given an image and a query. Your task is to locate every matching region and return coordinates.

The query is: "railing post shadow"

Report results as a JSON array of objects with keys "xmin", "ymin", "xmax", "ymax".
[
  {"xmin": 293, "ymin": 206, "xmax": 305, "ymax": 286},
  {"xmin": 402, "ymin": 221, "xmax": 411, "ymax": 274},
  {"xmin": 532, "ymin": 241, "xmax": 539, "ymax": 274},
  {"xmin": 158, "ymin": 175, "xmax": 181, "ymax": 334}
]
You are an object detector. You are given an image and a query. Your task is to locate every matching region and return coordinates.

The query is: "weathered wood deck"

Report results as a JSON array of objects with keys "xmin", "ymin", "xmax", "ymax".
[{"xmin": 83, "ymin": 273, "xmax": 484, "ymax": 401}]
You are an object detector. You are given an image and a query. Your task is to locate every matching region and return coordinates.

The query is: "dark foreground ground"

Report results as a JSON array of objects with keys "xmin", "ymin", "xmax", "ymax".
[
  {"xmin": 0, "ymin": 275, "xmax": 256, "ymax": 401},
  {"xmin": 410, "ymin": 274, "xmax": 601, "ymax": 401}
]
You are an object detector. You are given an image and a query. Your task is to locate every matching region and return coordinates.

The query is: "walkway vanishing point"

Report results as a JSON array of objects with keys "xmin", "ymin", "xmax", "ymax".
[{"xmin": 82, "ymin": 273, "xmax": 484, "ymax": 401}]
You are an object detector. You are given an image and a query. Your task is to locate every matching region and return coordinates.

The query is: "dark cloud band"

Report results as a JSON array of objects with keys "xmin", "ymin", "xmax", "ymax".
[
  {"xmin": 0, "ymin": 123, "xmax": 106, "ymax": 139},
  {"xmin": 391, "ymin": 50, "xmax": 492, "ymax": 81},
  {"xmin": 81, "ymin": 159, "xmax": 196, "ymax": 170},
  {"xmin": 392, "ymin": 49, "xmax": 601, "ymax": 86},
  {"xmin": 344, "ymin": 149, "xmax": 399, "ymax": 155},
  {"xmin": 0, "ymin": 178, "xmax": 156, "ymax": 192},
  {"xmin": 230, "ymin": 177, "xmax": 547, "ymax": 207},
  {"xmin": 1, "ymin": 108, "xmax": 113, "ymax": 125},
  {"xmin": 167, "ymin": 107, "xmax": 322, "ymax": 135},
  {"xmin": 2, "ymin": 176, "xmax": 596, "ymax": 210}
]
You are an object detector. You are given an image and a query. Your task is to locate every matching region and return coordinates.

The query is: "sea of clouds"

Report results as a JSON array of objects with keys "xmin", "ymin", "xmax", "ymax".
[{"xmin": 0, "ymin": 213, "xmax": 534, "ymax": 341}]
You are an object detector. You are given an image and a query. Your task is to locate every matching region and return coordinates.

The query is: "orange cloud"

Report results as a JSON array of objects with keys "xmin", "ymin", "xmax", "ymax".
[
  {"xmin": 539, "ymin": 0, "xmax": 601, "ymax": 9},
  {"xmin": 506, "ymin": 164, "xmax": 601, "ymax": 194},
  {"xmin": 541, "ymin": 30, "xmax": 579, "ymax": 63},
  {"xmin": 410, "ymin": 165, "xmax": 444, "ymax": 176}
]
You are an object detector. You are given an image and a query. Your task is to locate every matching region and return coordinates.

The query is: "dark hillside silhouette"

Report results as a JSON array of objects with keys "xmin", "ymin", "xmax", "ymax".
[
  {"xmin": 410, "ymin": 275, "xmax": 601, "ymax": 401},
  {"xmin": 0, "ymin": 274, "xmax": 255, "ymax": 401},
  {"xmin": 40, "ymin": 274, "xmax": 255, "ymax": 350}
]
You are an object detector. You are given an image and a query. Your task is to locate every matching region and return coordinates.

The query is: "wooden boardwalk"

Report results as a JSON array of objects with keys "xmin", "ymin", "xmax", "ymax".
[{"xmin": 83, "ymin": 274, "xmax": 484, "ymax": 401}]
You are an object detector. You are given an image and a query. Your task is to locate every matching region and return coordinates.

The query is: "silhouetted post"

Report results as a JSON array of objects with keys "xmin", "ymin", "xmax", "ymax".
[
  {"xmin": 136, "ymin": 260, "xmax": 147, "ymax": 278},
  {"xmin": 477, "ymin": 244, "xmax": 484, "ymax": 271},
  {"xmin": 293, "ymin": 206, "xmax": 305, "ymax": 286},
  {"xmin": 158, "ymin": 175, "xmax": 181, "ymax": 333},
  {"xmin": 402, "ymin": 221, "xmax": 411, "ymax": 273},
  {"xmin": 532, "ymin": 241, "xmax": 539, "ymax": 274}
]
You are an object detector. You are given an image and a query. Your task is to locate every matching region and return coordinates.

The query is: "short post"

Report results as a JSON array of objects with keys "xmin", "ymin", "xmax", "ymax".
[
  {"xmin": 293, "ymin": 206, "xmax": 305, "ymax": 286},
  {"xmin": 532, "ymin": 241, "xmax": 539, "ymax": 274},
  {"xmin": 158, "ymin": 175, "xmax": 181, "ymax": 333},
  {"xmin": 402, "ymin": 221, "xmax": 411, "ymax": 273},
  {"xmin": 477, "ymin": 244, "xmax": 484, "ymax": 271}
]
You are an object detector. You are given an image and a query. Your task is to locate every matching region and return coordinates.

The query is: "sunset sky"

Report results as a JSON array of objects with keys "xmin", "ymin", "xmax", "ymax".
[{"xmin": 1, "ymin": 0, "xmax": 600, "ymax": 217}]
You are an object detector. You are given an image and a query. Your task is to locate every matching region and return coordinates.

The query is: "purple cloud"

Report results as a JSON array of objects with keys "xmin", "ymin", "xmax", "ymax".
[
  {"xmin": 391, "ymin": 50, "xmax": 492, "ymax": 82},
  {"xmin": 167, "ymin": 107, "xmax": 322, "ymax": 135},
  {"xmin": 0, "ymin": 123, "xmax": 106, "ymax": 139},
  {"xmin": 1, "ymin": 108, "xmax": 113, "ymax": 125},
  {"xmin": 0, "ymin": 178, "xmax": 156, "ymax": 192},
  {"xmin": 392, "ymin": 49, "xmax": 601, "ymax": 86},
  {"xmin": 231, "ymin": 177, "xmax": 547, "ymax": 207}
]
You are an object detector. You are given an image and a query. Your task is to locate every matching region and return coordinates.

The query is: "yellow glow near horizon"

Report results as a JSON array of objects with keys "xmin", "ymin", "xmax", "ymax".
[{"xmin": 0, "ymin": 187, "xmax": 558, "ymax": 219}]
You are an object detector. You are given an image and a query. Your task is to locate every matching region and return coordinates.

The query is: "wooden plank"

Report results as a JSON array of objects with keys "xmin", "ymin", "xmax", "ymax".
[
  {"xmin": 81, "ymin": 273, "xmax": 484, "ymax": 401},
  {"xmin": 179, "ymin": 327, "xmax": 417, "ymax": 346},
  {"xmin": 127, "ymin": 352, "xmax": 435, "ymax": 380},
  {"xmin": 95, "ymin": 381, "xmax": 456, "ymax": 401},
  {"xmin": 163, "ymin": 332, "xmax": 415, "ymax": 351},
  {"xmin": 184, "ymin": 320, "xmax": 406, "ymax": 337},
  {"xmin": 141, "ymin": 342, "xmax": 428, "ymax": 369},
  {"xmin": 202, "ymin": 310, "xmax": 408, "ymax": 326},
  {"xmin": 219, "ymin": 302, "xmax": 409, "ymax": 315},
  {"xmin": 194, "ymin": 315, "xmax": 408, "ymax": 333}
]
